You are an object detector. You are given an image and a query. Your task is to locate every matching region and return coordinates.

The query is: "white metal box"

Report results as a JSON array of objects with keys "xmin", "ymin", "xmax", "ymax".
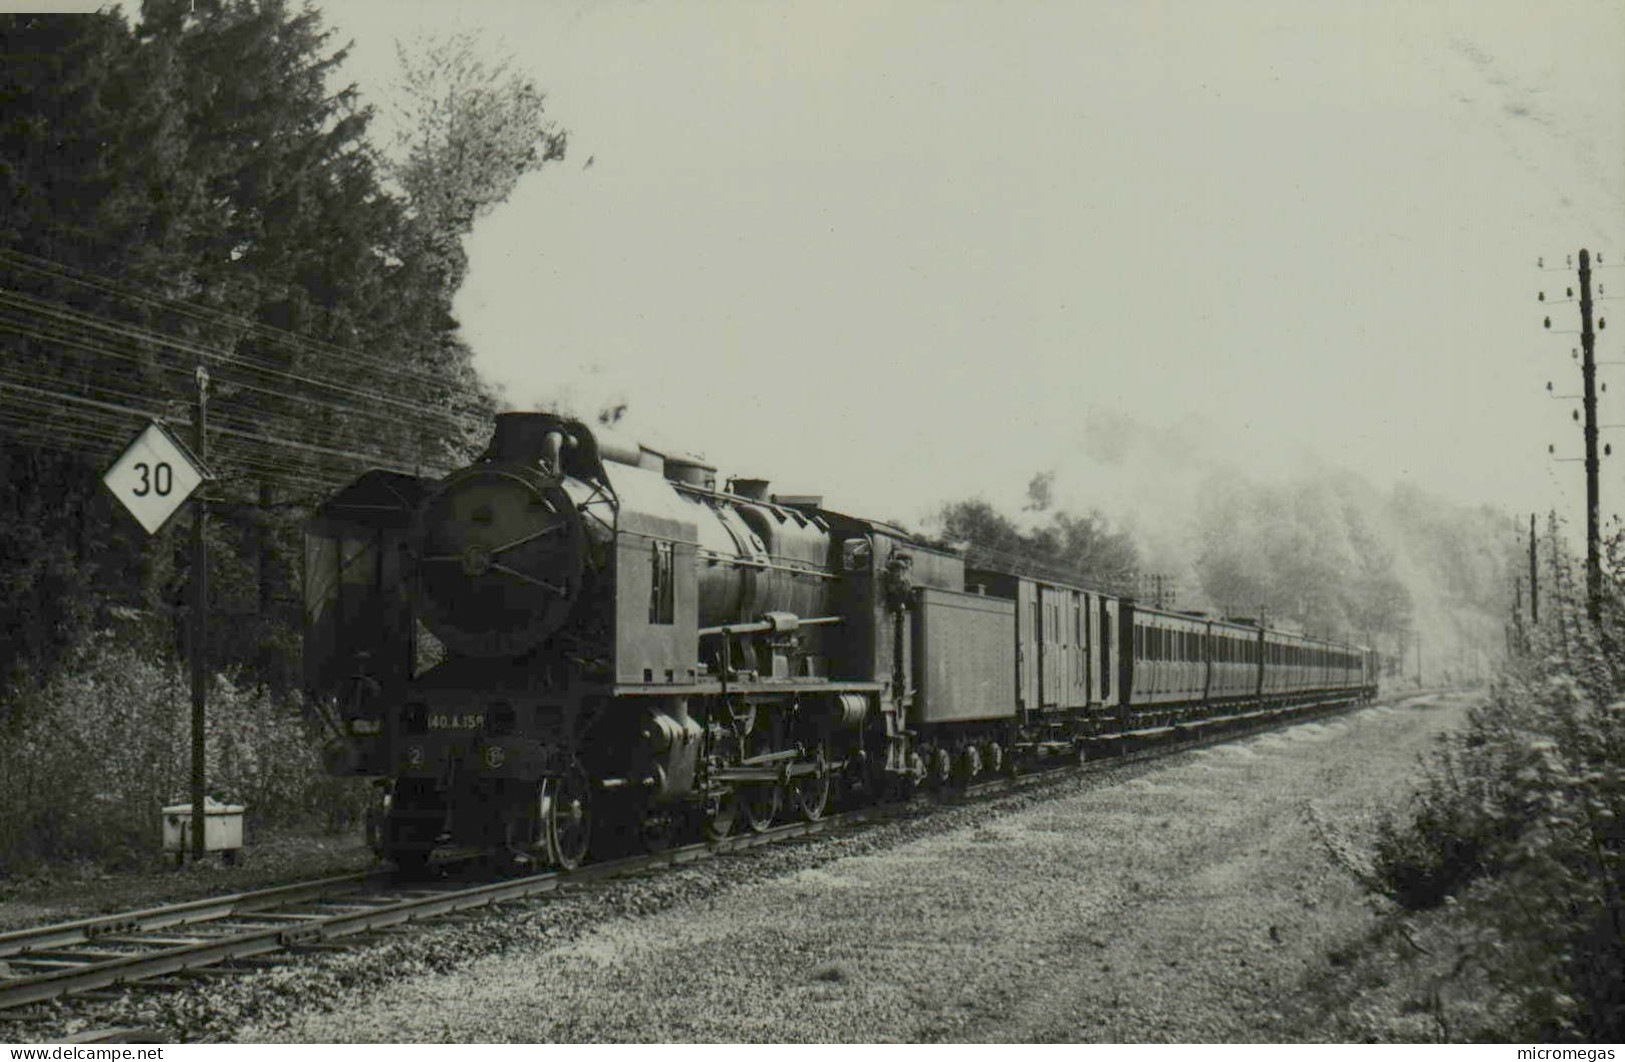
[{"xmin": 162, "ymin": 797, "xmax": 245, "ymax": 856}]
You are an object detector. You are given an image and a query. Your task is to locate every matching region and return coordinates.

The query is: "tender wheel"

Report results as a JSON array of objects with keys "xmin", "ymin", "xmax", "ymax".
[
  {"xmin": 790, "ymin": 744, "xmax": 831, "ymax": 822},
  {"xmin": 540, "ymin": 762, "xmax": 592, "ymax": 870},
  {"xmin": 930, "ymin": 746, "xmax": 953, "ymax": 789},
  {"xmin": 953, "ymin": 745, "xmax": 982, "ymax": 786},
  {"xmin": 983, "ymin": 741, "xmax": 1004, "ymax": 777},
  {"xmin": 906, "ymin": 749, "xmax": 928, "ymax": 791}
]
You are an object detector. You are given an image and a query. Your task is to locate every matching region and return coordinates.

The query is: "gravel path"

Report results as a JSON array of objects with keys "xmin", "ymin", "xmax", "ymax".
[{"xmin": 249, "ymin": 693, "xmax": 1469, "ymax": 1043}]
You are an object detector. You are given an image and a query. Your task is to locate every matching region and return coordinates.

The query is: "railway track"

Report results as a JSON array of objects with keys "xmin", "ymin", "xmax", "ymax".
[{"xmin": 0, "ymin": 691, "xmax": 1401, "ymax": 1025}]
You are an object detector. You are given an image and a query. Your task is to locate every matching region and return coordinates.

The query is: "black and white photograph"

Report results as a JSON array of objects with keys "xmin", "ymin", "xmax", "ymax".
[{"xmin": 1, "ymin": 0, "xmax": 1622, "ymax": 1047}]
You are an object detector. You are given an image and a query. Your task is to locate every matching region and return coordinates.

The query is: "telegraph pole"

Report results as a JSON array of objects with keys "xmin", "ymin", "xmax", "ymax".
[
  {"xmin": 1578, "ymin": 250, "xmax": 1601, "ymax": 626},
  {"xmin": 190, "ymin": 366, "xmax": 210, "ymax": 861},
  {"xmin": 1549, "ymin": 510, "xmax": 1571, "ymax": 662},
  {"xmin": 1529, "ymin": 513, "xmax": 1539, "ymax": 625},
  {"xmin": 1513, "ymin": 576, "xmax": 1524, "ymax": 652}
]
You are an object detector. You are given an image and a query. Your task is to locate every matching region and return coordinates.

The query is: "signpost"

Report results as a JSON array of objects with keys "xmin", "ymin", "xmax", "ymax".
[
  {"xmin": 102, "ymin": 421, "xmax": 205, "ymax": 533},
  {"xmin": 102, "ymin": 368, "xmax": 213, "ymax": 860}
]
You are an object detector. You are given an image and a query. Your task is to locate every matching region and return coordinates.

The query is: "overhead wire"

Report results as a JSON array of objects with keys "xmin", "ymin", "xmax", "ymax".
[
  {"xmin": 0, "ymin": 306, "xmax": 468, "ymax": 441},
  {"xmin": 0, "ymin": 247, "xmax": 478, "ymax": 389},
  {"xmin": 0, "ymin": 287, "xmax": 480, "ymax": 429},
  {"xmin": 0, "ymin": 249, "xmax": 492, "ymax": 496},
  {"xmin": 0, "ymin": 376, "xmax": 440, "ymax": 490}
]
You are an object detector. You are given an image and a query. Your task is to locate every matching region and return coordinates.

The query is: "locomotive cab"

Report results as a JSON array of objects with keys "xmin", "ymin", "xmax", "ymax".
[{"xmin": 303, "ymin": 470, "xmax": 430, "ymax": 776}]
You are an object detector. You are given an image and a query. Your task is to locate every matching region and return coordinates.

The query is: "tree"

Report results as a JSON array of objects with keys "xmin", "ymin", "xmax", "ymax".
[
  {"xmin": 931, "ymin": 493, "xmax": 1139, "ymax": 591},
  {"xmin": 388, "ymin": 30, "xmax": 568, "ymax": 293},
  {"xmin": 0, "ymin": 9, "xmax": 194, "ymax": 686},
  {"xmin": 0, "ymin": 2, "xmax": 531, "ymax": 695}
]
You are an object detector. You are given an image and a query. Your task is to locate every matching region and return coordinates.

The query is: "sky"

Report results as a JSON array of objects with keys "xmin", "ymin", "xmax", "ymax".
[{"xmin": 315, "ymin": 0, "xmax": 1625, "ymax": 546}]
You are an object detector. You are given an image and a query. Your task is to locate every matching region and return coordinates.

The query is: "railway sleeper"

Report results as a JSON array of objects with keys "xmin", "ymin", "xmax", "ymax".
[
  {"xmin": 222, "ymin": 955, "xmax": 300, "ymax": 968},
  {"xmin": 286, "ymin": 941, "xmax": 357, "ymax": 954},
  {"xmin": 278, "ymin": 925, "xmax": 327, "ymax": 947}
]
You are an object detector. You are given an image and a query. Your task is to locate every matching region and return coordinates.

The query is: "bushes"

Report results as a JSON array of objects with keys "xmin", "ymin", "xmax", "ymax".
[
  {"xmin": 1370, "ymin": 645, "xmax": 1625, "ymax": 1040},
  {"xmin": 0, "ymin": 636, "xmax": 365, "ymax": 874}
]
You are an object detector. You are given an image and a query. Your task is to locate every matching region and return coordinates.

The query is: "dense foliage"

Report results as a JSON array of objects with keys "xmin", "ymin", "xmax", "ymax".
[
  {"xmin": 928, "ymin": 480, "xmax": 1140, "ymax": 592},
  {"xmin": 1370, "ymin": 531, "xmax": 1625, "ymax": 1041},
  {"xmin": 0, "ymin": 636, "xmax": 368, "ymax": 873},
  {"xmin": 0, "ymin": 2, "xmax": 564, "ymax": 869},
  {"xmin": 0, "ymin": 2, "xmax": 560, "ymax": 693},
  {"xmin": 1190, "ymin": 471, "xmax": 1514, "ymax": 666}
]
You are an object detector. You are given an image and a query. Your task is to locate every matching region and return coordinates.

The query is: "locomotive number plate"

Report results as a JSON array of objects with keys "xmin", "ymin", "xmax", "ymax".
[{"xmin": 428, "ymin": 712, "xmax": 486, "ymax": 731}]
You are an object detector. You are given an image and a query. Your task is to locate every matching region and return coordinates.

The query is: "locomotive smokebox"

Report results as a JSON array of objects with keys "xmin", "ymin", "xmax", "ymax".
[{"xmin": 413, "ymin": 417, "xmax": 596, "ymax": 657}]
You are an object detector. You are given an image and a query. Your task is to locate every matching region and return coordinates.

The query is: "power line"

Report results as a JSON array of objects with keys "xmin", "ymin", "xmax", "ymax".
[
  {"xmin": 0, "ymin": 287, "xmax": 480, "ymax": 430},
  {"xmin": 0, "ymin": 247, "xmax": 482, "ymax": 394}
]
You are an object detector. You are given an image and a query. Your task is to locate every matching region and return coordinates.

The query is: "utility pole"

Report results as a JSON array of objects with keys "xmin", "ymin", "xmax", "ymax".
[
  {"xmin": 1549, "ymin": 510, "xmax": 1571, "ymax": 662},
  {"xmin": 1529, "ymin": 513, "xmax": 1539, "ymax": 625},
  {"xmin": 190, "ymin": 366, "xmax": 209, "ymax": 861},
  {"xmin": 1578, "ymin": 249, "xmax": 1601, "ymax": 626},
  {"xmin": 1513, "ymin": 576, "xmax": 1524, "ymax": 652}
]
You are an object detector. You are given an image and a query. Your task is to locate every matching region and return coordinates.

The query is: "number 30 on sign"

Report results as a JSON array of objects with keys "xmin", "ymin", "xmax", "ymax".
[{"xmin": 103, "ymin": 421, "xmax": 208, "ymax": 535}]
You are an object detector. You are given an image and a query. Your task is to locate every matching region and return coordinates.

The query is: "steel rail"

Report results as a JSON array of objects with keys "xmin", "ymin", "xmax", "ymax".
[
  {"xmin": 0, "ymin": 871, "xmax": 378, "ymax": 960},
  {"xmin": 0, "ymin": 815, "xmax": 846, "ymax": 1011},
  {"xmin": 0, "ymin": 688, "xmax": 1401, "ymax": 1015}
]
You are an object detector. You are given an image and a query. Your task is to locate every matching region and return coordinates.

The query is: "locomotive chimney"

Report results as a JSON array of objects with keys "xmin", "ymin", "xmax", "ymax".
[{"xmin": 490, "ymin": 412, "xmax": 568, "ymax": 465}]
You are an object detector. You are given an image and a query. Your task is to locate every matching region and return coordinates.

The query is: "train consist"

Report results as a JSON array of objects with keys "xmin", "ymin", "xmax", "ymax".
[{"xmin": 304, "ymin": 411, "xmax": 1378, "ymax": 870}]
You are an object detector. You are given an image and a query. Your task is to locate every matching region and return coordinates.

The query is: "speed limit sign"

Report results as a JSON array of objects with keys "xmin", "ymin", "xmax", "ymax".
[{"xmin": 103, "ymin": 421, "xmax": 209, "ymax": 535}]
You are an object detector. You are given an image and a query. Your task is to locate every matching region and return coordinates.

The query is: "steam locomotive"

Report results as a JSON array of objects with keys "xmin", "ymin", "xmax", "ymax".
[{"xmin": 304, "ymin": 411, "xmax": 1378, "ymax": 871}]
